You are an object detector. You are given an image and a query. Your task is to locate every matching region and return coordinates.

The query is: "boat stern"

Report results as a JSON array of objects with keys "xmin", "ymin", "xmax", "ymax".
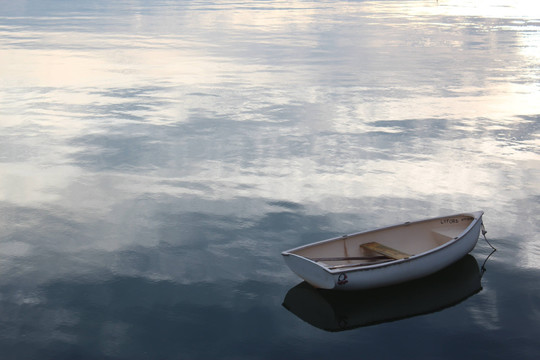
[{"xmin": 282, "ymin": 253, "xmax": 336, "ymax": 289}]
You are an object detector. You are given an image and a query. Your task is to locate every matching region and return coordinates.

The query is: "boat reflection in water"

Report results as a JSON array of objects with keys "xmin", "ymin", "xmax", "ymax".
[{"xmin": 283, "ymin": 254, "xmax": 482, "ymax": 332}]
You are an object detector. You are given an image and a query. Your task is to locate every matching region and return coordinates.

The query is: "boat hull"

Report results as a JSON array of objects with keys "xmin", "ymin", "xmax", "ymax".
[{"xmin": 282, "ymin": 211, "xmax": 484, "ymax": 290}]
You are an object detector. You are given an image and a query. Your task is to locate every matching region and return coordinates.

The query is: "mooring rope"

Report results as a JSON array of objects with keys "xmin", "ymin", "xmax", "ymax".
[
  {"xmin": 480, "ymin": 222, "xmax": 497, "ymax": 276},
  {"xmin": 481, "ymin": 222, "xmax": 497, "ymax": 251}
]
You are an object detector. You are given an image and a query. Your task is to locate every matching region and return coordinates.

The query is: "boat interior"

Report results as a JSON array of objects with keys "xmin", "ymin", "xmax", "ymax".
[{"xmin": 291, "ymin": 215, "xmax": 475, "ymax": 269}]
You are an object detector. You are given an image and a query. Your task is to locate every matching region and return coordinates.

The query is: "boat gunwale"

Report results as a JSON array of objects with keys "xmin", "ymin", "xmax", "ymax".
[{"xmin": 282, "ymin": 211, "xmax": 484, "ymax": 274}]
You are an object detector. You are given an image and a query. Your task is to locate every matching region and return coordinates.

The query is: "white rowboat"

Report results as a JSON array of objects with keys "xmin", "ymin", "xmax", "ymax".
[{"xmin": 281, "ymin": 211, "xmax": 484, "ymax": 290}]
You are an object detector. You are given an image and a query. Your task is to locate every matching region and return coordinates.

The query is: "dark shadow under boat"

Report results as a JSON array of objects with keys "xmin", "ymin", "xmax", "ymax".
[{"xmin": 282, "ymin": 254, "xmax": 482, "ymax": 332}]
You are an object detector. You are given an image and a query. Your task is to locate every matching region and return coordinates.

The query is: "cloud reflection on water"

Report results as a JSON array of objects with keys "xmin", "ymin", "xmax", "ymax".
[
  {"xmin": 0, "ymin": 1, "xmax": 539, "ymax": 357},
  {"xmin": 1, "ymin": 0, "xmax": 539, "ymax": 274}
]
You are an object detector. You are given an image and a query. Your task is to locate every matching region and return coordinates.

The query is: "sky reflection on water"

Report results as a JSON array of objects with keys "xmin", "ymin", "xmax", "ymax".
[{"xmin": 0, "ymin": 0, "xmax": 539, "ymax": 358}]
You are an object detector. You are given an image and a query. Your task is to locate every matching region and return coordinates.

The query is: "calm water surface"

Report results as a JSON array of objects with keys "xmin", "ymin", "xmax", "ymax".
[{"xmin": 1, "ymin": 0, "xmax": 539, "ymax": 358}]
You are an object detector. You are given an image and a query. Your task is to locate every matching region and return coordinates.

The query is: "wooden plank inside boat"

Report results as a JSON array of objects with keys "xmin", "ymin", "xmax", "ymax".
[
  {"xmin": 361, "ymin": 242, "xmax": 410, "ymax": 260},
  {"xmin": 312, "ymin": 256, "xmax": 387, "ymax": 262}
]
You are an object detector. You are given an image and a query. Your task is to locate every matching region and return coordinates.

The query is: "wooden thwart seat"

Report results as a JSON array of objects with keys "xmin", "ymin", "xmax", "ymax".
[
  {"xmin": 312, "ymin": 256, "xmax": 387, "ymax": 262},
  {"xmin": 310, "ymin": 242, "xmax": 410, "ymax": 270},
  {"xmin": 361, "ymin": 242, "xmax": 410, "ymax": 260},
  {"xmin": 312, "ymin": 255, "xmax": 392, "ymax": 270}
]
